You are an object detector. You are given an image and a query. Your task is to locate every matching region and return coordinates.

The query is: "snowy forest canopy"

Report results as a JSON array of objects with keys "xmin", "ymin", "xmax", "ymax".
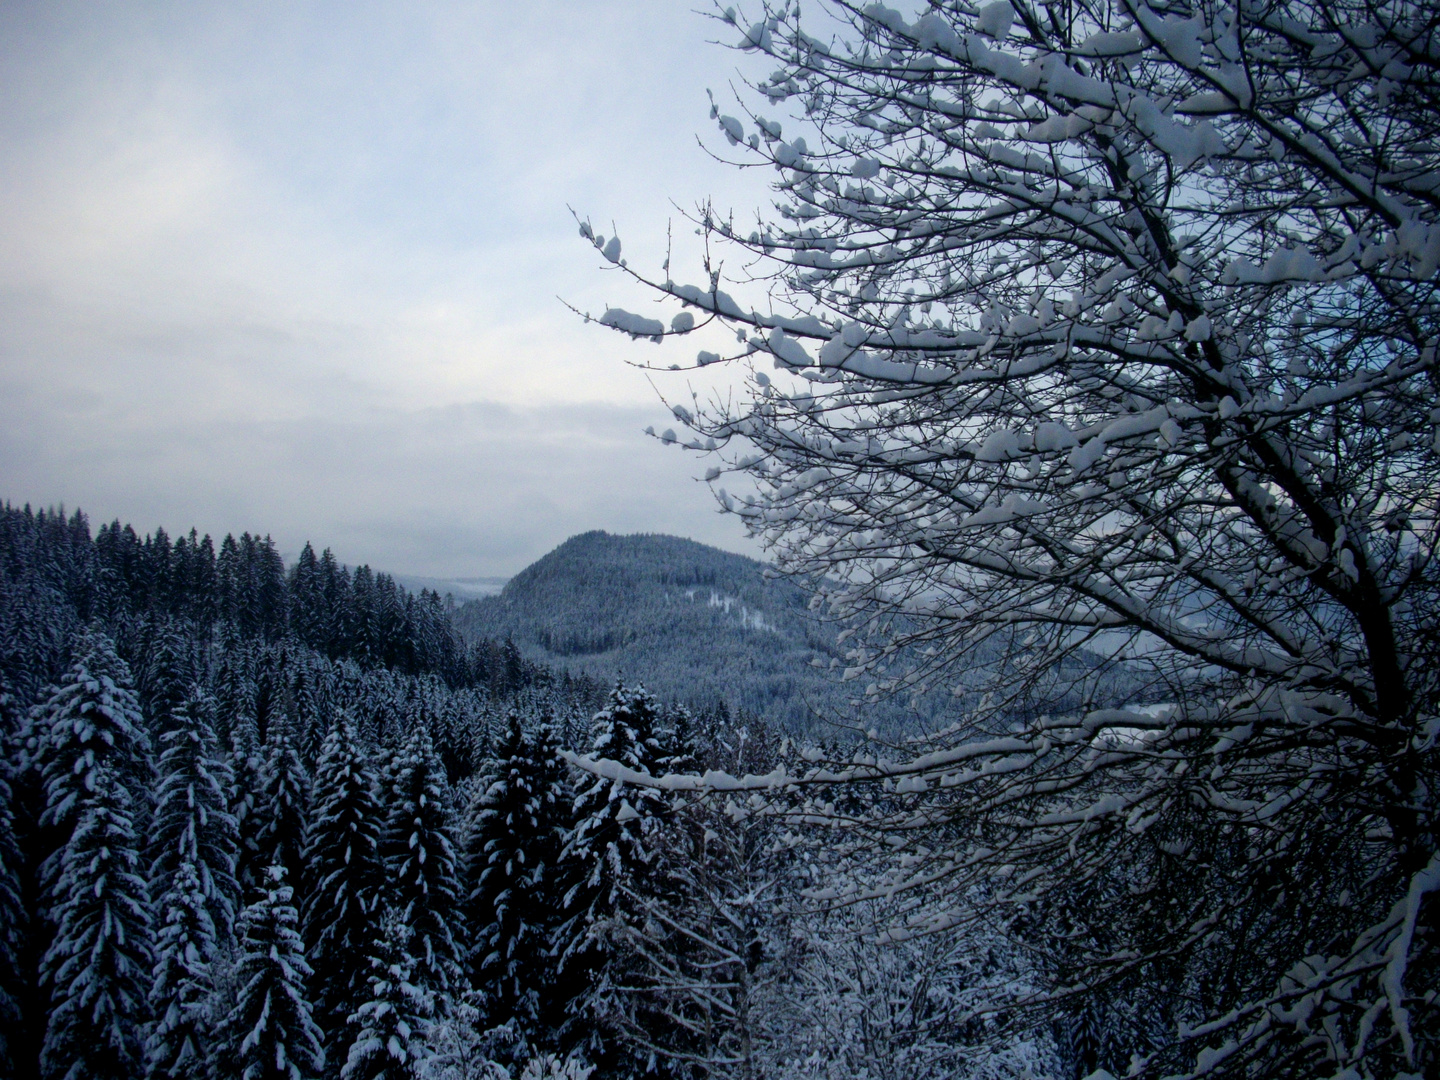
[
  {"xmin": 1, "ymin": 502, "xmax": 1057, "ymax": 1080},
  {"xmin": 4, "ymin": 0, "xmax": 1440, "ymax": 1077}
]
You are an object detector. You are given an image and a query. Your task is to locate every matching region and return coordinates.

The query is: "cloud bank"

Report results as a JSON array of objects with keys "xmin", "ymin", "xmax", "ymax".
[{"xmin": 0, "ymin": 0, "xmax": 769, "ymax": 575}]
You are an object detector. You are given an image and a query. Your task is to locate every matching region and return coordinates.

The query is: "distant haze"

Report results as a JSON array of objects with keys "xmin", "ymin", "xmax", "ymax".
[{"xmin": 0, "ymin": 0, "xmax": 769, "ymax": 577}]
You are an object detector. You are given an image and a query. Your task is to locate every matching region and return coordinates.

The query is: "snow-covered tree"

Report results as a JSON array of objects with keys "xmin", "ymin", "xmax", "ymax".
[
  {"xmin": 151, "ymin": 686, "xmax": 239, "ymax": 946},
  {"xmin": 145, "ymin": 685, "xmax": 238, "ymax": 1079},
  {"xmin": 382, "ymin": 726, "xmax": 463, "ymax": 1010},
  {"xmin": 304, "ymin": 713, "xmax": 387, "ymax": 1061},
  {"xmin": 33, "ymin": 631, "xmax": 151, "ymax": 892},
  {"xmin": 762, "ymin": 889, "xmax": 1057, "ymax": 1080},
  {"xmin": 562, "ymin": 686, "xmax": 666, "ymax": 930},
  {"xmin": 39, "ymin": 765, "xmax": 154, "ymax": 1080},
  {"xmin": 582, "ymin": 2, "xmax": 1440, "ymax": 1076},
  {"xmin": 341, "ymin": 907, "xmax": 433, "ymax": 1080},
  {"xmin": 140, "ymin": 622, "xmax": 197, "ymax": 734},
  {"xmin": 290, "ymin": 663, "xmax": 331, "ymax": 769},
  {"xmin": 559, "ymin": 687, "xmax": 671, "ymax": 1071},
  {"xmin": 256, "ymin": 719, "xmax": 311, "ymax": 897},
  {"xmin": 221, "ymin": 866, "xmax": 325, "ymax": 1080},
  {"xmin": 462, "ymin": 714, "xmax": 572, "ymax": 1040},
  {"xmin": 228, "ymin": 708, "xmax": 267, "ymax": 900},
  {"xmin": 146, "ymin": 860, "xmax": 219, "ymax": 1080},
  {"xmin": 0, "ymin": 721, "xmax": 29, "ymax": 1077},
  {"xmin": 600, "ymin": 791, "xmax": 779, "ymax": 1080}
]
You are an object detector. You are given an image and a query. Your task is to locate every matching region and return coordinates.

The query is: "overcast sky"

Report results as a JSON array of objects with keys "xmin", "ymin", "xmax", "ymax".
[{"xmin": 0, "ymin": 0, "xmax": 775, "ymax": 577}]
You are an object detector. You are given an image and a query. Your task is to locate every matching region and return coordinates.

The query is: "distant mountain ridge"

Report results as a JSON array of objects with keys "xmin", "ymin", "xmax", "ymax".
[{"xmin": 451, "ymin": 531, "xmax": 914, "ymax": 733}]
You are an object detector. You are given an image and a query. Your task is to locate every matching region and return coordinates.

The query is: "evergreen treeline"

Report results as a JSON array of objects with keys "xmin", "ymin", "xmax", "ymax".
[
  {"xmin": 0, "ymin": 504, "xmax": 1064, "ymax": 1080},
  {"xmin": 0, "ymin": 504, "xmax": 557, "ymax": 702},
  {"xmin": 452, "ymin": 530, "xmax": 935, "ymax": 735}
]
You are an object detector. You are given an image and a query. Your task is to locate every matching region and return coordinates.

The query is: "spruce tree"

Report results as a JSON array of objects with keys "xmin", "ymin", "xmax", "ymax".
[
  {"xmin": 256, "ymin": 719, "xmax": 310, "ymax": 897},
  {"xmin": 656, "ymin": 704, "xmax": 702, "ymax": 777},
  {"xmin": 221, "ymin": 867, "xmax": 324, "ymax": 1080},
  {"xmin": 3, "ymin": 681, "xmax": 48, "ymax": 1080},
  {"xmin": 303, "ymin": 714, "xmax": 386, "ymax": 1068},
  {"xmin": 151, "ymin": 687, "xmax": 239, "ymax": 943},
  {"xmin": 381, "ymin": 726, "xmax": 462, "ymax": 1011},
  {"xmin": 228, "ymin": 708, "xmax": 266, "ymax": 900},
  {"xmin": 146, "ymin": 687, "xmax": 239, "ymax": 1080},
  {"xmin": 146, "ymin": 860, "xmax": 217, "ymax": 1080},
  {"xmin": 34, "ymin": 631, "xmax": 151, "ymax": 893},
  {"xmin": 140, "ymin": 623, "xmax": 194, "ymax": 735},
  {"xmin": 0, "ymin": 739, "xmax": 26, "ymax": 1076},
  {"xmin": 558, "ymin": 686, "xmax": 668, "ymax": 1070},
  {"xmin": 289, "ymin": 665, "xmax": 329, "ymax": 769},
  {"xmin": 463, "ymin": 713, "xmax": 572, "ymax": 1041},
  {"xmin": 562, "ymin": 686, "xmax": 665, "ymax": 928},
  {"xmin": 39, "ymin": 766, "xmax": 154, "ymax": 1080},
  {"xmin": 340, "ymin": 908, "xmax": 433, "ymax": 1080}
]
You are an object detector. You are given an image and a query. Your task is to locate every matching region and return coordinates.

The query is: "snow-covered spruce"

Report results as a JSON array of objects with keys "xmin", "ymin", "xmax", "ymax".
[
  {"xmin": 562, "ymin": 686, "xmax": 666, "ymax": 930},
  {"xmin": 288, "ymin": 662, "xmax": 332, "ymax": 770},
  {"xmin": 303, "ymin": 712, "xmax": 387, "ymax": 1061},
  {"xmin": 462, "ymin": 713, "xmax": 573, "ymax": 1041},
  {"xmin": 220, "ymin": 865, "xmax": 324, "ymax": 1080},
  {"xmin": 380, "ymin": 725, "xmax": 463, "ymax": 1009},
  {"xmin": 32, "ymin": 630, "xmax": 151, "ymax": 894},
  {"xmin": 0, "ymin": 743, "xmax": 26, "ymax": 1076},
  {"xmin": 40, "ymin": 764, "xmax": 154, "ymax": 1080},
  {"xmin": 146, "ymin": 859, "xmax": 219, "ymax": 1080},
  {"xmin": 150, "ymin": 685, "xmax": 239, "ymax": 946},
  {"xmin": 558, "ymin": 686, "xmax": 670, "ymax": 1072},
  {"xmin": 228, "ymin": 707, "xmax": 266, "ymax": 900},
  {"xmin": 340, "ymin": 907, "xmax": 432, "ymax": 1080},
  {"xmin": 139, "ymin": 624, "xmax": 198, "ymax": 738},
  {"xmin": 255, "ymin": 718, "xmax": 311, "ymax": 896}
]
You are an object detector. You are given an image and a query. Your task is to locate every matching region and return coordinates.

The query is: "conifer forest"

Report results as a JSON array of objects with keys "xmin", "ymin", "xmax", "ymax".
[{"xmin": 5, "ymin": 1, "xmax": 1440, "ymax": 1079}]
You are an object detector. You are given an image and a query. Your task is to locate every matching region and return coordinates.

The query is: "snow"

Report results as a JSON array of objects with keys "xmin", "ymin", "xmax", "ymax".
[
  {"xmin": 975, "ymin": 428, "xmax": 1024, "ymax": 462},
  {"xmin": 718, "ymin": 114, "xmax": 745, "ymax": 145},
  {"xmin": 850, "ymin": 157, "xmax": 881, "ymax": 180},
  {"xmin": 959, "ymin": 494, "xmax": 1046, "ymax": 527},
  {"xmin": 975, "ymin": 2, "xmax": 1014, "ymax": 39},
  {"xmin": 598, "ymin": 308, "xmax": 664, "ymax": 342}
]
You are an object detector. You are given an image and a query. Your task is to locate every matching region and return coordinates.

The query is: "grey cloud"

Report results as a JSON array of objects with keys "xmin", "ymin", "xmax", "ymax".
[
  {"xmin": 0, "ymin": 399, "xmax": 755, "ymax": 578},
  {"xmin": 0, "ymin": 0, "xmax": 775, "ymax": 577}
]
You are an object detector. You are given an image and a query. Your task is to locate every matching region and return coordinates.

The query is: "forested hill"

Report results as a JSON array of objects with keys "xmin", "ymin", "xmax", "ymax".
[
  {"xmin": 450, "ymin": 530, "xmax": 922, "ymax": 733},
  {"xmin": 0, "ymin": 502, "xmax": 611, "ymax": 769}
]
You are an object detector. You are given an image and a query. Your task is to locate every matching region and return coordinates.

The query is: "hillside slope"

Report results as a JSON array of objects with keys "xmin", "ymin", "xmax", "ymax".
[{"xmin": 451, "ymin": 531, "xmax": 913, "ymax": 733}]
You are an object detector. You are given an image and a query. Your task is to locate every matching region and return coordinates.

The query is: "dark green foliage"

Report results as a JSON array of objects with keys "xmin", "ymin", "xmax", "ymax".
[
  {"xmin": 381, "ymin": 727, "xmax": 463, "ymax": 1008},
  {"xmin": 146, "ymin": 860, "xmax": 217, "ymax": 1080},
  {"xmin": 340, "ymin": 908, "xmax": 432, "ymax": 1080},
  {"xmin": 34, "ymin": 632, "xmax": 151, "ymax": 889},
  {"xmin": 40, "ymin": 767, "xmax": 154, "ymax": 1080},
  {"xmin": 463, "ymin": 714, "xmax": 573, "ymax": 1041},
  {"xmin": 151, "ymin": 687, "xmax": 239, "ymax": 943},
  {"xmin": 221, "ymin": 867, "xmax": 324, "ymax": 1080},
  {"xmin": 304, "ymin": 715, "xmax": 386, "ymax": 1068},
  {"xmin": 256, "ymin": 722, "xmax": 310, "ymax": 895}
]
